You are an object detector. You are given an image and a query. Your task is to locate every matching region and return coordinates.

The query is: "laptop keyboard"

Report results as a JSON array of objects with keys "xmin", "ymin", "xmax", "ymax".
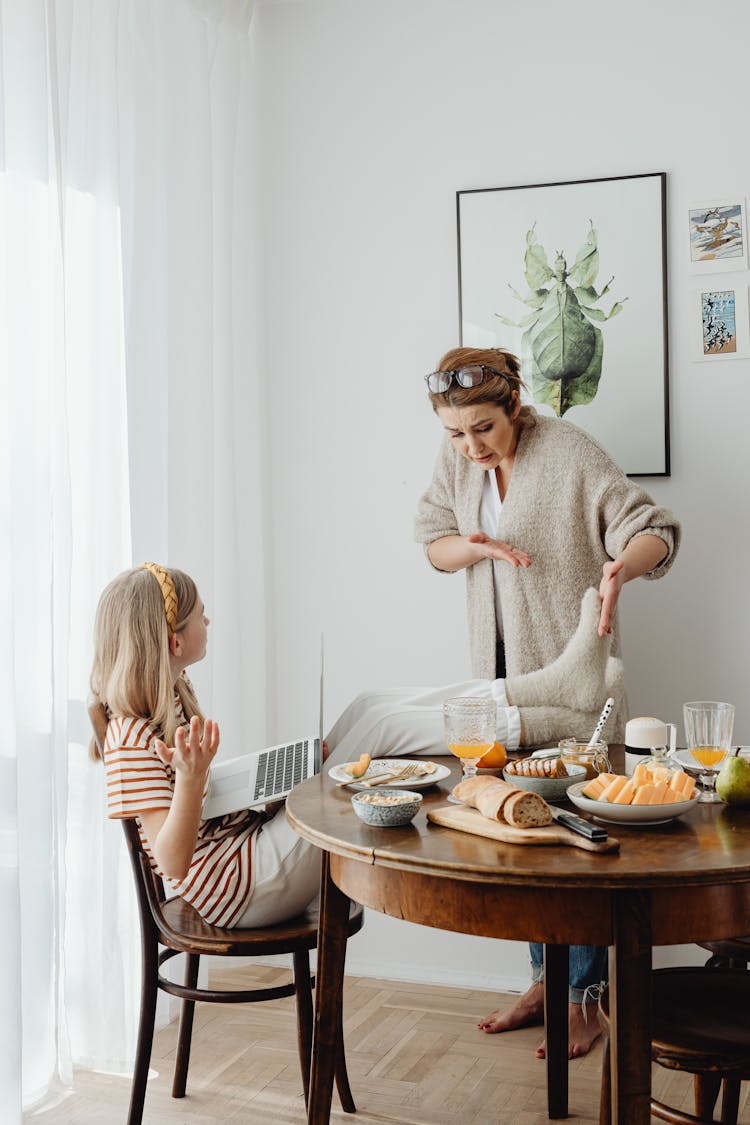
[{"xmin": 254, "ymin": 740, "xmax": 307, "ymax": 800}]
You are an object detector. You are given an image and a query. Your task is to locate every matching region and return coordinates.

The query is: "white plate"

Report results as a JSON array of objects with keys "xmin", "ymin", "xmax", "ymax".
[
  {"xmin": 567, "ymin": 780, "xmax": 700, "ymax": 826},
  {"xmin": 327, "ymin": 758, "xmax": 451, "ymax": 790}
]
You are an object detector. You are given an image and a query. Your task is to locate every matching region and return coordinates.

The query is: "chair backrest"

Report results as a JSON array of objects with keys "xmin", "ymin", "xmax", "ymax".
[{"xmin": 87, "ymin": 701, "xmax": 168, "ymax": 935}]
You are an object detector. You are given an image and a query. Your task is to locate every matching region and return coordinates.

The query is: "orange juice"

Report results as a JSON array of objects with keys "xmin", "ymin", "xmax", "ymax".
[
  {"xmin": 448, "ymin": 742, "xmax": 493, "ymax": 760},
  {"xmin": 689, "ymin": 746, "xmax": 727, "ymax": 768}
]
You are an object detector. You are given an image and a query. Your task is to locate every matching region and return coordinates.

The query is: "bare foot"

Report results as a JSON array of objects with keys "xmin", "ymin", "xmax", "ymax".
[
  {"xmin": 535, "ymin": 1002, "xmax": 602, "ymax": 1059},
  {"xmin": 478, "ymin": 982, "xmax": 544, "ymax": 1033}
]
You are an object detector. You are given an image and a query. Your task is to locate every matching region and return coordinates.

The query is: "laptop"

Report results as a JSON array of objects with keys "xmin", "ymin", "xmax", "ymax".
[{"xmin": 201, "ymin": 638, "xmax": 324, "ymax": 819}]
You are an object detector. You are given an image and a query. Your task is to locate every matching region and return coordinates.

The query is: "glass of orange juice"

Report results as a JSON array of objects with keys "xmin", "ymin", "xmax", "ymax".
[
  {"xmin": 443, "ymin": 697, "xmax": 497, "ymax": 785},
  {"xmin": 683, "ymin": 701, "xmax": 734, "ymax": 802}
]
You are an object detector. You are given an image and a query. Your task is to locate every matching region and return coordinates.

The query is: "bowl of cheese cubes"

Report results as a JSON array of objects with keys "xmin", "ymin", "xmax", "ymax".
[{"xmin": 567, "ymin": 762, "xmax": 699, "ymax": 825}]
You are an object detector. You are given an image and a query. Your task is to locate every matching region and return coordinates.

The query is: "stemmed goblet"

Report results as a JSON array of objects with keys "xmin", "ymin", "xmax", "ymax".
[
  {"xmin": 443, "ymin": 697, "xmax": 497, "ymax": 791},
  {"xmin": 683, "ymin": 700, "xmax": 734, "ymax": 803}
]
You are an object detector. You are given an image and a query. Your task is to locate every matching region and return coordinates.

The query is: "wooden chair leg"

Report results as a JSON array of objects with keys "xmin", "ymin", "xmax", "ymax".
[
  {"xmin": 694, "ymin": 1073, "xmax": 722, "ymax": 1121},
  {"xmin": 172, "ymin": 953, "xmax": 200, "ymax": 1098},
  {"xmin": 293, "ymin": 948, "xmax": 313, "ymax": 1103},
  {"xmin": 128, "ymin": 936, "xmax": 160, "ymax": 1125},
  {"xmin": 334, "ymin": 1016, "xmax": 356, "ymax": 1114},
  {"xmin": 599, "ymin": 1032, "xmax": 611, "ymax": 1125},
  {"xmin": 720, "ymin": 1077, "xmax": 741, "ymax": 1125}
]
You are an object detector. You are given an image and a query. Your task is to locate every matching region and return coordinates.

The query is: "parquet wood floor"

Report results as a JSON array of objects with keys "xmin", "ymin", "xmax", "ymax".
[{"xmin": 28, "ymin": 965, "xmax": 749, "ymax": 1124}]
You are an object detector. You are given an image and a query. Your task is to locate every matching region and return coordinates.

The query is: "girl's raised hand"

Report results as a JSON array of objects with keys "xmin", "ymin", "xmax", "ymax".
[{"xmin": 154, "ymin": 716, "xmax": 220, "ymax": 777}]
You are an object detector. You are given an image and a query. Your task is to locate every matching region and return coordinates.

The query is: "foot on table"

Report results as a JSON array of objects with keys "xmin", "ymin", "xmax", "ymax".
[
  {"xmin": 535, "ymin": 1002, "xmax": 602, "ymax": 1059},
  {"xmin": 477, "ymin": 981, "xmax": 545, "ymax": 1033}
]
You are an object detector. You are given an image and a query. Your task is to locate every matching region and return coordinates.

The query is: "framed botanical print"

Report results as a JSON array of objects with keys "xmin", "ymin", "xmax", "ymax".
[{"xmin": 457, "ymin": 172, "xmax": 669, "ymax": 476}]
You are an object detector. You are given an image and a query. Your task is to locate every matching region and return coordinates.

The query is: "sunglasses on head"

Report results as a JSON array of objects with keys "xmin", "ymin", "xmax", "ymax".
[{"xmin": 424, "ymin": 364, "xmax": 513, "ymax": 394}]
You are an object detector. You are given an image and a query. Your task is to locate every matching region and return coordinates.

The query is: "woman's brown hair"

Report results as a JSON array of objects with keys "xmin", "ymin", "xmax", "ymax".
[{"xmin": 427, "ymin": 346, "xmax": 535, "ymax": 429}]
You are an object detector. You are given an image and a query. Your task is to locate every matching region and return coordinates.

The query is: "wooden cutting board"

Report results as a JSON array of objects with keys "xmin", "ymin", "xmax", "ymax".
[{"xmin": 427, "ymin": 805, "xmax": 619, "ymax": 853}]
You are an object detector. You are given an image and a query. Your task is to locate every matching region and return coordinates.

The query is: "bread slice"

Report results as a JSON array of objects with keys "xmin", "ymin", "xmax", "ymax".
[
  {"xmin": 452, "ymin": 775, "xmax": 551, "ymax": 828},
  {"xmin": 505, "ymin": 756, "xmax": 567, "ymax": 779},
  {"xmin": 502, "ymin": 790, "xmax": 553, "ymax": 828}
]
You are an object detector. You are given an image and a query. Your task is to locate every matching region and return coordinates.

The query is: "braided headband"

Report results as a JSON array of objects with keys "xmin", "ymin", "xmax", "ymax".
[{"xmin": 140, "ymin": 562, "xmax": 178, "ymax": 638}]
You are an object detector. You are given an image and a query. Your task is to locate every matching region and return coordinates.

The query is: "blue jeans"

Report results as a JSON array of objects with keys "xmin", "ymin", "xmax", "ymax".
[{"xmin": 529, "ymin": 943, "xmax": 608, "ymax": 1004}]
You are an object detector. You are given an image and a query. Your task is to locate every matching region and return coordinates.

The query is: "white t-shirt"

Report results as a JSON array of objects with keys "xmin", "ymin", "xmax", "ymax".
[{"xmin": 479, "ymin": 469, "xmax": 504, "ymax": 639}]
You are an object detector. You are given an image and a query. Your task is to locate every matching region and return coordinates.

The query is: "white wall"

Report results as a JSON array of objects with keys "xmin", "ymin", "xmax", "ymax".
[{"xmin": 253, "ymin": 0, "xmax": 750, "ymax": 991}]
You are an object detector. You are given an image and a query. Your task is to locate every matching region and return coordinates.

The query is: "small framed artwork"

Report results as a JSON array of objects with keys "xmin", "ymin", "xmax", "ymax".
[
  {"xmin": 688, "ymin": 199, "xmax": 747, "ymax": 273},
  {"xmin": 694, "ymin": 285, "xmax": 749, "ymax": 360},
  {"xmin": 457, "ymin": 172, "xmax": 669, "ymax": 475}
]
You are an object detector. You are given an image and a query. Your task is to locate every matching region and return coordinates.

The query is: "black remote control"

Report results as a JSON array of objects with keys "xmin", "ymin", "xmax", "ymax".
[{"xmin": 552, "ymin": 809, "xmax": 609, "ymax": 842}]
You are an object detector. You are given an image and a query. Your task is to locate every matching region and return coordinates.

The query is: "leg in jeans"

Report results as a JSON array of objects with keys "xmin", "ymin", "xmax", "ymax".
[
  {"xmin": 478, "ymin": 943, "xmax": 606, "ymax": 1058},
  {"xmin": 530, "ymin": 942, "xmax": 608, "ymax": 1004}
]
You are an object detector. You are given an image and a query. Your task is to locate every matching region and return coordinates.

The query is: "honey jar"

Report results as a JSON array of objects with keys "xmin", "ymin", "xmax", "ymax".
[{"xmin": 558, "ymin": 738, "xmax": 611, "ymax": 780}]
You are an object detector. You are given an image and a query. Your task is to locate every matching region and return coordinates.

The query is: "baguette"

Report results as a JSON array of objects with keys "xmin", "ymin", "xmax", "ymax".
[
  {"xmin": 505, "ymin": 756, "xmax": 567, "ymax": 779},
  {"xmin": 452, "ymin": 775, "xmax": 552, "ymax": 828}
]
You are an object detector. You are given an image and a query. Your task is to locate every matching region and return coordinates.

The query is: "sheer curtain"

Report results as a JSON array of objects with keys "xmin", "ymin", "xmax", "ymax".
[{"xmin": 0, "ymin": 0, "xmax": 264, "ymax": 1116}]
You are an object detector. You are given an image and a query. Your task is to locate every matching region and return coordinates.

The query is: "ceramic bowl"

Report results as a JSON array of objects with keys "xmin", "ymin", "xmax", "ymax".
[
  {"xmin": 502, "ymin": 762, "xmax": 587, "ymax": 802},
  {"xmin": 351, "ymin": 788, "xmax": 423, "ymax": 827},
  {"xmin": 567, "ymin": 780, "xmax": 700, "ymax": 826}
]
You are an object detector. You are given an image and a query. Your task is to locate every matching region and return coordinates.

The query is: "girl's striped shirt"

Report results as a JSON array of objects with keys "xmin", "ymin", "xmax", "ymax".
[{"xmin": 103, "ymin": 710, "xmax": 262, "ymax": 927}]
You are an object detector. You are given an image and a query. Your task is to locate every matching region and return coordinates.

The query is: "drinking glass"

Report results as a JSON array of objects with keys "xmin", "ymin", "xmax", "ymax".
[
  {"xmin": 683, "ymin": 701, "xmax": 734, "ymax": 803},
  {"xmin": 443, "ymin": 697, "xmax": 496, "ymax": 784}
]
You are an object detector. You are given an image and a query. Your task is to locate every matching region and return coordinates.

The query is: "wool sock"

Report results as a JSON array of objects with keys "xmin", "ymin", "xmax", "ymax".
[{"xmin": 505, "ymin": 588, "xmax": 622, "ymax": 713}]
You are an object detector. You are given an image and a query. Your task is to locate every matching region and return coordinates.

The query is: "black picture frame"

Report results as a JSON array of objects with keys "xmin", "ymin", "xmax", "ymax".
[{"xmin": 457, "ymin": 172, "xmax": 670, "ymax": 476}]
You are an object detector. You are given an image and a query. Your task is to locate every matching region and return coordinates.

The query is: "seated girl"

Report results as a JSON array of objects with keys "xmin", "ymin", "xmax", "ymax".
[{"xmin": 91, "ymin": 564, "xmax": 619, "ymax": 1052}]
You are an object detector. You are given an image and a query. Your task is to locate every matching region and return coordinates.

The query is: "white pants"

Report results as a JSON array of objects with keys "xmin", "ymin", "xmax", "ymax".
[{"xmin": 232, "ymin": 681, "xmax": 518, "ymax": 927}]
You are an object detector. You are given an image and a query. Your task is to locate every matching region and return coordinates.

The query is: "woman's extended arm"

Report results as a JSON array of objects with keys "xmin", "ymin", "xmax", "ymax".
[
  {"xmin": 428, "ymin": 532, "xmax": 532, "ymax": 572},
  {"xmin": 139, "ymin": 716, "xmax": 220, "ymax": 880},
  {"xmin": 598, "ymin": 534, "xmax": 669, "ymax": 637}
]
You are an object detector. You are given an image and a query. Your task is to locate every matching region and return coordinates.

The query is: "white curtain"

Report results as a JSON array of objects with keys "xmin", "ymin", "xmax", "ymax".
[{"xmin": 0, "ymin": 0, "xmax": 264, "ymax": 1115}]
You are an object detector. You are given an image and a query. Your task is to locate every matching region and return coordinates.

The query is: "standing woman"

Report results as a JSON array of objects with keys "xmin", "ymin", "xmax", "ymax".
[{"xmin": 414, "ymin": 346, "xmax": 680, "ymax": 1057}]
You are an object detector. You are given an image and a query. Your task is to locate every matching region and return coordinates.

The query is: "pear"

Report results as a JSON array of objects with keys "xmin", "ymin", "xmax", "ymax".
[{"xmin": 715, "ymin": 754, "xmax": 750, "ymax": 806}]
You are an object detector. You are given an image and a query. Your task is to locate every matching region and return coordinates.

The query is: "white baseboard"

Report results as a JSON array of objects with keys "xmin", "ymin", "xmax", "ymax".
[
  {"xmin": 338, "ymin": 956, "xmax": 527, "ymax": 995},
  {"xmin": 206, "ymin": 952, "xmax": 526, "ymax": 995}
]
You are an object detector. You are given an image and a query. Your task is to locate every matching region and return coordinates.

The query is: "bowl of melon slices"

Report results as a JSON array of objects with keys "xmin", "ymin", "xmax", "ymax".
[{"xmin": 567, "ymin": 762, "xmax": 699, "ymax": 825}]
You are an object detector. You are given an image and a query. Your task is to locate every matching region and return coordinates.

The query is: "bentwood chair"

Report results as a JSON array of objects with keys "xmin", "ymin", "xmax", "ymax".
[
  {"xmin": 121, "ymin": 820, "xmax": 363, "ymax": 1124},
  {"xmin": 89, "ymin": 708, "xmax": 363, "ymax": 1124},
  {"xmin": 598, "ymin": 967, "xmax": 750, "ymax": 1124},
  {"xmin": 698, "ymin": 935, "xmax": 750, "ymax": 970}
]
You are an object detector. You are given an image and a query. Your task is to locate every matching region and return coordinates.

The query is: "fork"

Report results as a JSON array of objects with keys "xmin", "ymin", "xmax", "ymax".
[{"xmin": 360, "ymin": 762, "xmax": 422, "ymax": 787}]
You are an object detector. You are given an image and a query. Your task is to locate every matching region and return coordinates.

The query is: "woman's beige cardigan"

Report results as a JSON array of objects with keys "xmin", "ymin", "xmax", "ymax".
[{"xmin": 414, "ymin": 414, "xmax": 681, "ymax": 742}]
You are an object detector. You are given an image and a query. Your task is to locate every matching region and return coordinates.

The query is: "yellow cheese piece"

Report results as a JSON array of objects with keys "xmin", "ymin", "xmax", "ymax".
[
  {"xmin": 582, "ymin": 776, "xmax": 608, "ymax": 799},
  {"xmin": 600, "ymin": 776, "xmax": 629, "ymax": 803},
  {"xmin": 679, "ymin": 775, "xmax": 696, "ymax": 800},
  {"xmin": 632, "ymin": 764, "xmax": 651, "ymax": 786},
  {"xmin": 668, "ymin": 770, "xmax": 696, "ymax": 799},
  {"xmin": 612, "ymin": 778, "xmax": 638, "ymax": 805}
]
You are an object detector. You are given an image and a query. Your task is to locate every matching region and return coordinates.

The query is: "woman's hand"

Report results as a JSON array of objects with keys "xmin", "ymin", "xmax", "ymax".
[
  {"xmin": 598, "ymin": 560, "xmax": 625, "ymax": 636},
  {"xmin": 467, "ymin": 532, "xmax": 532, "ymax": 569},
  {"xmin": 597, "ymin": 535, "xmax": 669, "ymax": 636},
  {"xmin": 155, "ymin": 716, "xmax": 220, "ymax": 779}
]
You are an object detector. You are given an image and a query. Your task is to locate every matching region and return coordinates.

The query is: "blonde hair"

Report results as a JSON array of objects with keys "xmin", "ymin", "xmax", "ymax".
[
  {"xmin": 89, "ymin": 566, "xmax": 204, "ymax": 761},
  {"xmin": 427, "ymin": 346, "xmax": 535, "ymax": 430}
]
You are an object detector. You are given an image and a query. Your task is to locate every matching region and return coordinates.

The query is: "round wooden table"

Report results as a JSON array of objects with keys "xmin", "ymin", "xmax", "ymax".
[{"xmin": 287, "ymin": 753, "xmax": 750, "ymax": 1124}]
